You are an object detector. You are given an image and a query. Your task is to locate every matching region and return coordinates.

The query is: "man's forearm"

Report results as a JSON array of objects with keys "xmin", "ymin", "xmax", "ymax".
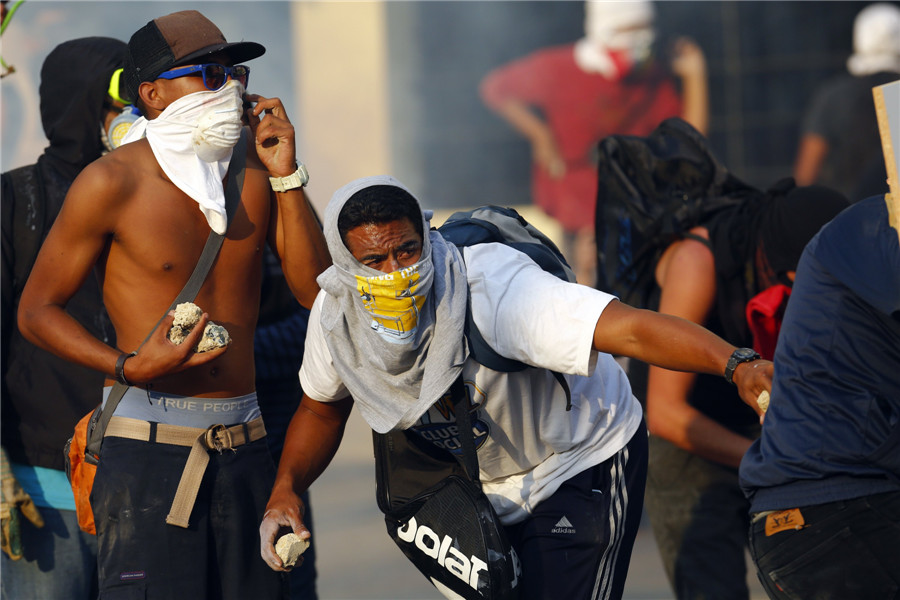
[
  {"xmin": 596, "ymin": 301, "xmax": 771, "ymax": 412},
  {"xmin": 271, "ymin": 395, "xmax": 352, "ymax": 498},
  {"xmin": 793, "ymin": 134, "xmax": 828, "ymax": 186},
  {"xmin": 647, "ymin": 381, "xmax": 754, "ymax": 469},
  {"xmin": 495, "ymin": 100, "xmax": 553, "ymax": 146},
  {"xmin": 670, "ymin": 37, "xmax": 709, "ymax": 136},
  {"xmin": 272, "ymin": 188, "xmax": 330, "ymax": 309},
  {"xmin": 680, "ymin": 70, "xmax": 709, "ymax": 136},
  {"xmin": 682, "ymin": 416, "xmax": 753, "ymax": 469},
  {"xmin": 596, "ymin": 301, "xmax": 732, "ymax": 376},
  {"xmin": 18, "ymin": 303, "xmax": 120, "ymax": 378}
]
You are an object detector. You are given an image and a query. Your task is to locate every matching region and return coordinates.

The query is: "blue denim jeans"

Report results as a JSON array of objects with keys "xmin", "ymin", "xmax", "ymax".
[
  {"xmin": 1, "ymin": 506, "xmax": 98, "ymax": 600},
  {"xmin": 748, "ymin": 491, "xmax": 900, "ymax": 599}
]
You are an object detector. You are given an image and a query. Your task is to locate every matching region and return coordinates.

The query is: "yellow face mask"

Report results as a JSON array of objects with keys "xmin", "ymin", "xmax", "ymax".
[{"xmin": 355, "ymin": 265, "xmax": 427, "ymax": 340}]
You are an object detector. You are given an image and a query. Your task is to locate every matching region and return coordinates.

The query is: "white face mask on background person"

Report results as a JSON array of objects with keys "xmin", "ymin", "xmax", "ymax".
[
  {"xmin": 575, "ymin": 25, "xmax": 656, "ymax": 80},
  {"xmin": 576, "ymin": 0, "xmax": 657, "ymax": 79},
  {"xmin": 604, "ymin": 27, "xmax": 655, "ymax": 69}
]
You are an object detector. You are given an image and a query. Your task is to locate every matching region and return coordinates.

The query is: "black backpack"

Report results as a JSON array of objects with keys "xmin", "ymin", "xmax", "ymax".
[
  {"xmin": 437, "ymin": 205, "xmax": 575, "ymax": 407},
  {"xmin": 594, "ymin": 117, "xmax": 756, "ymax": 309}
]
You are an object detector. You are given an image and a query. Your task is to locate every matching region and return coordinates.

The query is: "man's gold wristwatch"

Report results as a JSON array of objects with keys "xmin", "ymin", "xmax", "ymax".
[{"xmin": 269, "ymin": 163, "xmax": 309, "ymax": 192}]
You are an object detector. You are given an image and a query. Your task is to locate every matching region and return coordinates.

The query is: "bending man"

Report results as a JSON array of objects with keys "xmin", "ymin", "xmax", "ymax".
[{"xmin": 260, "ymin": 176, "xmax": 770, "ymax": 600}]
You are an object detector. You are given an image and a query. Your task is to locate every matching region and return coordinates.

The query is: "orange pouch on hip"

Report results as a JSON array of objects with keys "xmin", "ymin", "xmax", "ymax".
[{"xmin": 64, "ymin": 407, "xmax": 100, "ymax": 535}]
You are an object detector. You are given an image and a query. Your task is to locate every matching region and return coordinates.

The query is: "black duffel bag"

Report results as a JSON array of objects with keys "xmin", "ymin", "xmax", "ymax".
[{"xmin": 373, "ymin": 378, "xmax": 521, "ymax": 600}]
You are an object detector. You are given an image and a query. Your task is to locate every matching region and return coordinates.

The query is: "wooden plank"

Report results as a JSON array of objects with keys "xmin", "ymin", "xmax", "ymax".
[{"xmin": 873, "ymin": 80, "xmax": 900, "ymax": 241}]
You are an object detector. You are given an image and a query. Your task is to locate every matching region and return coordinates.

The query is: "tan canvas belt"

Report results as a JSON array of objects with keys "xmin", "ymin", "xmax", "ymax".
[{"xmin": 104, "ymin": 415, "xmax": 267, "ymax": 528}]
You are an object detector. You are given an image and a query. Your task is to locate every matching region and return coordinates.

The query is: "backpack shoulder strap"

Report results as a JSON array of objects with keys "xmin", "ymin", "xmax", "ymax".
[
  {"xmin": 450, "ymin": 375, "xmax": 480, "ymax": 485},
  {"xmin": 458, "ymin": 252, "xmax": 574, "ymax": 410},
  {"xmin": 682, "ymin": 232, "xmax": 712, "ymax": 249},
  {"xmin": 439, "ymin": 206, "xmax": 574, "ymax": 409}
]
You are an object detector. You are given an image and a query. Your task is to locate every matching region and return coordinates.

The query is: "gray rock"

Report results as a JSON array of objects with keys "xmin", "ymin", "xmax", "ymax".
[{"xmin": 167, "ymin": 302, "xmax": 230, "ymax": 352}]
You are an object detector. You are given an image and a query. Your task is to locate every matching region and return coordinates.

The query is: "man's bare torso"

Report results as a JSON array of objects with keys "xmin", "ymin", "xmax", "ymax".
[{"xmin": 99, "ymin": 136, "xmax": 271, "ymax": 397}]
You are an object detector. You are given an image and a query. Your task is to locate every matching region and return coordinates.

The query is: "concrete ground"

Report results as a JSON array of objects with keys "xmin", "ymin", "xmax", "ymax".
[{"xmin": 308, "ymin": 408, "xmax": 768, "ymax": 600}]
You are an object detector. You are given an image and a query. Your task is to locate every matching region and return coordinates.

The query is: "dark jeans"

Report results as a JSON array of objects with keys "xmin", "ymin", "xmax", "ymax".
[
  {"xmin": 505, "ymin": 419, "xmax": 648, "ymax": 600},
  {"xmin": 644, "ymin": 435, "xmax": 751, "ymax": 600},
  {"xmin": 748, "ymin": 491, "xmax": 900, "ymax": 600},
  {"xmin": 92, "ymin": 436, "xmax": 286, "ymax": 600}
]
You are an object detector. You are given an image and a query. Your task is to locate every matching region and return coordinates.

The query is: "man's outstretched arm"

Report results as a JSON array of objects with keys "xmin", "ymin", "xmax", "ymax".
[{"xmin": 593, "ymin": 299, "xmax": 771, "ymax": 412}]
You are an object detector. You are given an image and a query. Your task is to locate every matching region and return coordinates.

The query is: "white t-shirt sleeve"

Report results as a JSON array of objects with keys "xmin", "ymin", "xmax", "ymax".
[
  {"xmin": 463, "ymin": 243, "xmax": 616, "ymax": 376},
  {"xmin": 298, "ymin": 291, "xmax": 350, "ymax": 402}
]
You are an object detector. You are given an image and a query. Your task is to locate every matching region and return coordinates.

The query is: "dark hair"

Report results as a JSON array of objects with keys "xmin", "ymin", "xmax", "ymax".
[
  {"xmin": 338, "ymin": 185, "xmax": 423, "ymax": 244},
  {"xmin": 760, "ymin": 181, "xmax": 849, "ymax": 276}
]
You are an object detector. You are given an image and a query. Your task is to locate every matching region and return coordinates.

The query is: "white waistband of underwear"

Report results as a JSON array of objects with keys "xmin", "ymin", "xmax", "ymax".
[{"xmin": 102, "ymin": 386, "xmax": 261, "ymax": 428}]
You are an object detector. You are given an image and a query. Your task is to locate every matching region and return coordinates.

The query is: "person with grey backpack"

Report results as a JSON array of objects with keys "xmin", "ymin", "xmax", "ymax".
[{"xmin": 260, "ymin": 175, "xmax": 772, "ymax": 600}]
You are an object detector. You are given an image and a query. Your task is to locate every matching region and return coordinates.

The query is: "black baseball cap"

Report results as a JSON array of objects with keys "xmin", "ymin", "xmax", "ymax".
[{"xmin": 123, "ymin": 10, "xmax": 265, "ymax": 103}]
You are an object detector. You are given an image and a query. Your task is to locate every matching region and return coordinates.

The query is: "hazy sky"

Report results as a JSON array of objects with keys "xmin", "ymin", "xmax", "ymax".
[{"xmin": 1, "ymin": 1, "xmax": 297, "ymax": 171}]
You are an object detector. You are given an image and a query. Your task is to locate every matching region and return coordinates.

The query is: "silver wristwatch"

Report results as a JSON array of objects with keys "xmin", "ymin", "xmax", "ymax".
[{"xmin": 269, "ymin": 163, "xmax": 309, "ymax": 192}]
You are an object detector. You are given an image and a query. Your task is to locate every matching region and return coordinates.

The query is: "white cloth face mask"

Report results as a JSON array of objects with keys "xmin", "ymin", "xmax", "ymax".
[
  {"xmin": 192, "ymin": 88, "xmax": 244, "ymax": 162},
  {"xmin": 139, "ymin": 79, "xmax": 247, "ymax": 234},
  {"xmin": 154, "ymin": 79, "xmax": 245, "ymax": 163}
]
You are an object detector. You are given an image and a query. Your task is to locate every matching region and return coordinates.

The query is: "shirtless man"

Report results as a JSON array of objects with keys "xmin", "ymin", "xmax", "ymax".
[{"xmin": 17, "ymin": 10, "xmax": 329, "ymax": 599}]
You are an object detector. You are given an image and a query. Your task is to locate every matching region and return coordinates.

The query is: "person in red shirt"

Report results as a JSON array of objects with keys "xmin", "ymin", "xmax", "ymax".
[{"xmin": 480, "ymin": 0, "xmax": 708, "ymax": 287}]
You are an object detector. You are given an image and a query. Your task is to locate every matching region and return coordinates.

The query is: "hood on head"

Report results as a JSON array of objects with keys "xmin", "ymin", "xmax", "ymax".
[
  {"xmin": 39, "ymin": 37, "xmax": 127, "ymax": 178},
  {"xmin": 323, "ymin": 175, "xmax": 431, "ymax": 275}
]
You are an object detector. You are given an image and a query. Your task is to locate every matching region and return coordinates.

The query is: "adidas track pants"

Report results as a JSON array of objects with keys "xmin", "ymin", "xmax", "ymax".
[{"xmin": 504, "ymin": 418, "xmax": 648, "ymax": 600}]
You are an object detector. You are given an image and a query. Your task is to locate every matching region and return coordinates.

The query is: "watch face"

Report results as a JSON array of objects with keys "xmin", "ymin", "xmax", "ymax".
[{"xmin": 734, "ymin": 348, "xmax": 758, "ymax": 360}]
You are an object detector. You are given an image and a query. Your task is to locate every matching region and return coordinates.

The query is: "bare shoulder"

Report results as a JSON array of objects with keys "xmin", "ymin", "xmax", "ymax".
[
  {"xmin": 56, "ymin": 139, "xmax": 160, "ymax": 235},
  {"xmin": 655, "ymin": 225, "xmax": 717, "ymax": 321},
  {"xmin": 656, "ymin": 226, "xmax": 714, "ymax": 286},
  {"xmin": 71, "ymin": 141, "xmax": 153, "ymax": 204}
]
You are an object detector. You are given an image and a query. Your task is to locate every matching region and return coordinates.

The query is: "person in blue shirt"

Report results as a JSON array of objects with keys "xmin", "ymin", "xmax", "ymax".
[{"xmin": 740, "ymin": 194, "xmax": 900, "ymax": 599}]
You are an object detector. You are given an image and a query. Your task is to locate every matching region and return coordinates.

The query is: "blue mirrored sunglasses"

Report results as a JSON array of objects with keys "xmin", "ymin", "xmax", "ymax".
[{"xmin": 156, "ymin": 63, "xmax": 250, "ymax": 91}]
